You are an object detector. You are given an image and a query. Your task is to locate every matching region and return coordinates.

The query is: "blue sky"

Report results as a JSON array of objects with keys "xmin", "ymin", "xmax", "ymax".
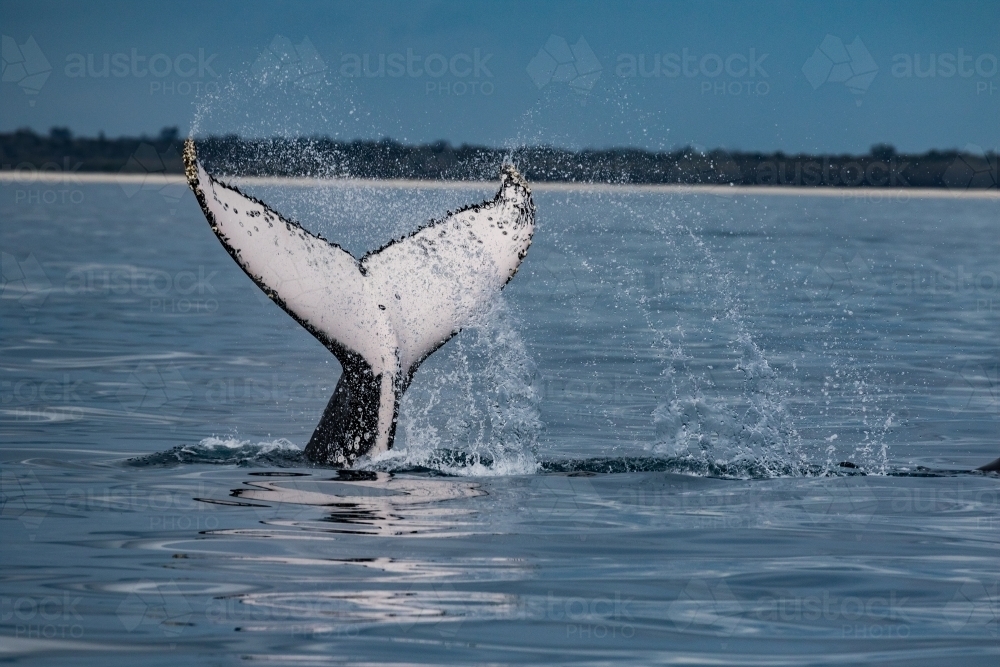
[{"xmin": 1, "ymin": 0, "xmax": 998, "ymax": 152}]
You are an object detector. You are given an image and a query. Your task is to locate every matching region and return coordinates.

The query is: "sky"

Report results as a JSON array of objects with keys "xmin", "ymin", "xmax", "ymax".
[{"xmin": 1, "ymin": 0, "xmax": 998, "ymax": 153}]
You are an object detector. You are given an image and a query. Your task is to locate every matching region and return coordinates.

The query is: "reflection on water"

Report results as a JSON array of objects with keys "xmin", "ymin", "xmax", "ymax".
[
  {"xmin": 199, "ymin": 470, "xmax": 485, "ymax": 537},
  {"xmin": 1, "ymin": 453, "xmax": 998, "ymax": 665},
  {"xmin": 233, "ymin": 587, "xmax": 520, "ymax": 637}
]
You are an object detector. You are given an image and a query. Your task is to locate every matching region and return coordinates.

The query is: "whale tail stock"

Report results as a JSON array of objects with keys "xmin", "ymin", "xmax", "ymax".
[{"xmin": 183, "ymin": 139, "xmax": 535, "ymax": 467}]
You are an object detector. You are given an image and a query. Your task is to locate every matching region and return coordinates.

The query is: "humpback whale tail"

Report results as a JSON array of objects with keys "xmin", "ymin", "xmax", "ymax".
[{"xmin": 184, "ymin": 139, "xmax": 535, "ymax": 467}]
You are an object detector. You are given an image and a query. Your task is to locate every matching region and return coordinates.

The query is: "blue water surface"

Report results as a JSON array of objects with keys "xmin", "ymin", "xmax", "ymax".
[{"xmin": 2, "ymin": 181, "xmax": 998, "ymax": 665}]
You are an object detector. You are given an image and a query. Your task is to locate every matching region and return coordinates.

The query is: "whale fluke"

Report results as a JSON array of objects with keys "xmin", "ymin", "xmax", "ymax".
[
  {"xmin": 978, "ymin": 456, "xmax": 1000, "ymax": 472},
  {"xmin": 183, "ymin": 139, "xmax": 535, "ymax": 466}
]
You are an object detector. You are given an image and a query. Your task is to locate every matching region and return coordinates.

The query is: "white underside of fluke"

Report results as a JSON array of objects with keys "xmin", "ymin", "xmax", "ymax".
[{"xmin": 184, "ymin": 140, "xmax": 535, "ymax": 458}]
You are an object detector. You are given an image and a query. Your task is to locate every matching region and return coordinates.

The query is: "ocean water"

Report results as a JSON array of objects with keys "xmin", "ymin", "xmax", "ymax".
[{"xmin": 2, "ymin": 181, "xmax": 998, "ymax": 665}]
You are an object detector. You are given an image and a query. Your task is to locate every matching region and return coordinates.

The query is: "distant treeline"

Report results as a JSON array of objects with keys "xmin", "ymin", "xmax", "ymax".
[{"xmin": 2, "ymin": 127, "xmax": 997, "ymax": 189}]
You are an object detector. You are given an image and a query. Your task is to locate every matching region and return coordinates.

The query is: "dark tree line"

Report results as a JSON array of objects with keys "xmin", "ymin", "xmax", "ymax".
[{"xmin": 2, "ymin": 128, "xmax": 996, "ymax": 189}]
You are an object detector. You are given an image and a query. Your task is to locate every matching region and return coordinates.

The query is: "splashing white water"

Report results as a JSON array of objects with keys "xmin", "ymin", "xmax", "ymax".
[
  {"xmin": 366, "ymin": 299, "xmax": 541, "ymax": 476},
  {"xmin": 624, "ymin": 199, "xmax": 808, "ymax": 476}
]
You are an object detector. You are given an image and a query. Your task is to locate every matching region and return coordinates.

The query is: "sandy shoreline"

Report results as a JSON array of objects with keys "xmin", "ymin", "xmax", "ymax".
[{"xmin": 4, "ymin": 171, "xmax": 999, "ymax": 199}]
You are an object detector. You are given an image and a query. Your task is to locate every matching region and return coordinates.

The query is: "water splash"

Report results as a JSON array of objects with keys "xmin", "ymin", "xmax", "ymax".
[
  {"xmin": 618, "ymin": 196, "xmax": 810, "ymax": 477},
  {"xmin": 368, "ymin": 299, "xmax": 541, "ymax": 477}
]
